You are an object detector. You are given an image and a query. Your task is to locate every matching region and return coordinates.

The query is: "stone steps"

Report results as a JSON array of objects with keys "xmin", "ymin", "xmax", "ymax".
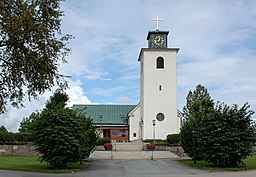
[
  {"xmin": 89, "ymin": 151, "xmax": 178, "ymax": 160},
  {"xmin": 112, "ymin": 141, "xmax": 143, "ymax": 151}
]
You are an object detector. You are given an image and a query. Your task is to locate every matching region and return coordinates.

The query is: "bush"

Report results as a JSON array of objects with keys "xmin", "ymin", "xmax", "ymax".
[
  {"xmin": 143, "ymin": 139, "xmax": 168, "ymax": 146},
  {"xmin": 33, "ymin": 90, "xmax": 97, "ymax": 169},
  {"xmin": 201, "ymin": 102, "xmax": 255, "ymax": 167},
  {"xmin": 0, "ymin": 132, "xmax": 33, "ymax": 145},
  {"xmin": 96, "ymin": 137, "xmax": 111, "ymax": 145},
  {"xmin": 14, "ymin": 132, "xmax": 33, "ymax": 144},
  {"xmin": 180, "ymin": 119, "xmax": 204, "ymax": 160},
  {"xmin": 166, "ymin": 134, "xmax": 180, "ymax": 145}
]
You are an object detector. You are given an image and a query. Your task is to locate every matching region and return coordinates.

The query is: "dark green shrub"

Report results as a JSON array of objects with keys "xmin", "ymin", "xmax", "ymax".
[
  {"xmin": 33, "ymin": 90, "xmax": 97, "ymax": 168},
  {"xmin": 0, "ymin": 132, "xmax": 15, "ymax": 144},
  {"xmin": 180, "ymin": 84, "xmax": 214, "ymax": 161},
  {"xmin": 143, "ymin": 139, "xmax": 168, "ymax": 145},
  {"xmin": 96, "ymin": 137, "xmax": 111, "ymax": 145},
  {"xmin": 166, "ymin": 134, "xmax": 180, "ymax": 145},
  {"xmin": 14, "ymin": 132, "xmax": 33, "ymax": 144},
  {"xmin": 201, "ymin": 102, "xmax": 255, "ymax": 167}
]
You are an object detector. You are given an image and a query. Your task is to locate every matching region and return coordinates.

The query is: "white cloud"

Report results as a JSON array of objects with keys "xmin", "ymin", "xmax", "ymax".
[
  {"xmin": 0, "ymin": 80, "xmax": 92, "ymax": 132},
  {"xmin": 178, "ymin": 53, "xmax": 256, "ymax": 115},
  {"xmin": 2, "ymin": 0, "xmax": 256, "ymax": 131},
  {"xmin": 0, "ymin": 94, "xmax": 49, "ymax": 132},
  {"xmin": 66, "ymin": 81, "xmax": 91, "ymax": 106},
  {"xmin": 112, "ymin": 96, "xmax": 137, "ymax": 105},
  {"xmin": 120, "ymin": 71, "xmax": 140, "ymax": 81},
  {"xmin": 91, "ymin": 86, "xmax": 126, "ymax": 97}
]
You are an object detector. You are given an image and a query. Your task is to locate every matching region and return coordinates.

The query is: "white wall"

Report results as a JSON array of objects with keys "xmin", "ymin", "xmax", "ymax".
[
  {"xmin": 140, "ymin": 49, "xmax": 180, "ymax": 140},
  {"xmin": 128, "ymin": 104, "xmax": 141, "ymax": 141}
]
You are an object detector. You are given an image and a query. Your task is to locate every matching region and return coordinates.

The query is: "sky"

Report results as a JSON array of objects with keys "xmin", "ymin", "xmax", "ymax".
[{"xmin": 1, "ymin": 0, "xmax": 256, "ymax": 132}]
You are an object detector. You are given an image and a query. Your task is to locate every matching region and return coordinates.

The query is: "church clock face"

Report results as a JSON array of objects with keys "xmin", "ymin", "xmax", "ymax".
[{"xmin": 154, "ymin": 35, "xmax": 164, "ymax": 46}]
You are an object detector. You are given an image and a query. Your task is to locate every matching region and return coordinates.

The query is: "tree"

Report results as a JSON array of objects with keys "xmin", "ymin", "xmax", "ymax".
[
  {"xmin": 182, "ymin": 84, "xmax": 213, "ymax": 121},
  {"xmin": 32, "ymin": 90, "xmax": 97, "ymax": 168},
  {"xmin": 0, "ymin": 126, "xmax": 8, "ymax": 144},
  {"xmin": 19, "ymin": 111, "xmax": 40, "ymax": 134},
  {"xmin": 180, "ymin": 84, "xmax": 214, "ymax": 160},
  {"xmin": 76, "ymin": 112, "xmax": 98, "ymax": 159},
  {"xmin": 18, "ymin": 89, "xmax": 68, "ymax": 133},
  {"xmin": 181, "ymin": 84, "xmax": 256, "ymax": 167},
  {"xmin": 0, "ymin": 126, "xmax": 8, "ymax": 133},
  {"xmin": 0, "ymin": 0, "xmax": 72, "ymax": 114},
  {"xmin": 201, "ymin": 102, "xmax": 255, "ymax": 167}
]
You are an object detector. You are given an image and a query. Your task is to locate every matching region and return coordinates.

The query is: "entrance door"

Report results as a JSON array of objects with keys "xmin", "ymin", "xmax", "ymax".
[{"xmin": 103, "ymin": 129, "xmax": 110, "ymax": 139}]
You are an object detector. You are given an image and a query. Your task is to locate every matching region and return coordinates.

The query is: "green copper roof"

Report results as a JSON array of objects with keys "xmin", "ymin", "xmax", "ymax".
[{"xmin": 72, "ymin": 104, "xmax": 137, "ymax": 125}]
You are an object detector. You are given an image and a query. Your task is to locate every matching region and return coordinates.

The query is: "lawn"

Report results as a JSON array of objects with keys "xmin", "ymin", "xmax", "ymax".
[
  {"xmin": 180, "ymin": 155, "xmax": 256, "ymax": 171},
  {"xmin": 0, "ymin": 156, "xmax": 88, "ymax": 173}
]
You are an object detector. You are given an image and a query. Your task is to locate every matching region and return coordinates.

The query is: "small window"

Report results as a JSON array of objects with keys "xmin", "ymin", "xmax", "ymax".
[
  {"xmin": 156, "ymin": 57, "xmax": 164, "ymax": 69},
  {"xmin": 141, "ymin": 62, "xmax": 143, "ymax": 74},
  {"xmin": 133, "ymin": 133, "xmax": 136, "ymax": 137},
  {"xmin": 156, "ymin": 113, "xmax": 165, "ymax": 121},
  {"xmin": 159, "ymin": 85, "xmax": 162, "ymax": 91}
]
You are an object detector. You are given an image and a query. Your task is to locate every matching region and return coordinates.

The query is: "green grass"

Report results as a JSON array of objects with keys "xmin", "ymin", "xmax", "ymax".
[
  {"xmin": 0, "ymin": 156, "xmax": 88, "ymax": 173},
  {"xmin": 180, "ymin": 155, "xmax": 256, "ymax": 171}
]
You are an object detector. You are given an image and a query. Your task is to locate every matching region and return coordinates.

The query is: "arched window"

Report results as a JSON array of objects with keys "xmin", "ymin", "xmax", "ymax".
[
  {"xmin": 156, "ymin": 57, "xmax": 164, "ymax": 69},
  {"xmin": 156, "ymin": 113, "xmax": 165, "ymax": 121}
]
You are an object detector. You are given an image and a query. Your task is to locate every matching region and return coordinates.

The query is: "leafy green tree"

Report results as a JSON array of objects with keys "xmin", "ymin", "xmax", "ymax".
[
  {"xmin": 0, "ymin": 126, "xmax": 8, "ymax": 144},
  {"xmin": 201, "ymin": 102, "xmax": 255, "ymax": 167},
  {"xmin": 182, "ymin": 84, "xmax": 213, "ymax": 121},
  {"xmin": 0, "ymin": 126, "xmax": 8, "ymax": 133},
  {"xmin": 19, "ymin": 112, "xmax": 40, "ymax": 143},
  {"xmin": 180, "ymin": 84, "xmax": 214, "ymax": 160},
  {"xmin": 0, "ymin": 0, "xmax": 72, "ymax": 114},
  {"xmin": 33, "ymin": 90, "xmax": 97, "ymax": 168},
  {"xmin": 19, "ymin": 112, "xmax": 40, "ymax": 134},
  {"xmin": 76, "ymin": 112, "xmax": 98, "ymax": 159}
]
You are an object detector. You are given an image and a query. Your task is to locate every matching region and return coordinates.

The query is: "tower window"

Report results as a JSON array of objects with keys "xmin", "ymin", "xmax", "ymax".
[
  {"xmin": 156, "ymin": 113, "xmax": 165, "ymax": 121},
  {"xmin": 156, "ymin": 57, "xmax": 164, "ymax": 69}
]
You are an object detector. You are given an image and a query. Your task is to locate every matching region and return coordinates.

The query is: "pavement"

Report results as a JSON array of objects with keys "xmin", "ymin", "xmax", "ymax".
[
  {"xmin": 0, "ymin": 151, "xmax": 256, "ymax": 177},
  {"xmin": 89, "ymin": 150, "xmax": 178, "ymax": 159}
]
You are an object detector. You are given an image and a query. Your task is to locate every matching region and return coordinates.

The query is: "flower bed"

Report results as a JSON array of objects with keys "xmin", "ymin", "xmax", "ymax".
[
  {"xmin": 103, "ymin": 143, "xmax": 113, "ymax": 151},
  {"xmin": 146, "ymin": 143, "xmax": 156, "ymax": 151}
]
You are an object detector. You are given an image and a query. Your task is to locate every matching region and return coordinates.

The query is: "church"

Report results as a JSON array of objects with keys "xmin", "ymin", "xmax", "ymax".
[{"xmin": 73, "ymin": 20, "xmax": 180, "ymax": 141}]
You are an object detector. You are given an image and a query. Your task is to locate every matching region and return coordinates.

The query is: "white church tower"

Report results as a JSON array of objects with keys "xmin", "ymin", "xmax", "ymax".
[{"xmin": 138, "ymin": 19, "xmax": 180, "ymax": 140}]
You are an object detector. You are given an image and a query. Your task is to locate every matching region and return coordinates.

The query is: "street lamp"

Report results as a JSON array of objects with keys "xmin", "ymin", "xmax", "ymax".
[
  {"xmin": 191, "ymin": 130, "xmax": 197, "ymax": 164},
  {"xmin": 99, "ymin": 115, "xmax": 103, "ymax": 137},
  {"xmin": 152, "ymin": 119, "xmax": 156, "ymax": 144}
]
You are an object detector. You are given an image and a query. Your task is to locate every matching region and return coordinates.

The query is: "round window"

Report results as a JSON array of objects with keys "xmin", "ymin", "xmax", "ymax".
[{"xmin": 156, "ymin": 113, "xmax": 165, "ymax": 121}]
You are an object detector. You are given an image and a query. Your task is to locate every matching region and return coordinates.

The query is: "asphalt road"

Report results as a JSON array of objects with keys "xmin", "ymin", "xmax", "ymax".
[
  {"xmin": 83, "ymin": 158, "xmax": 205, "ymax": 177},
  {"xmin": 0, "ymin": 158, "xmax": 204, "ymax": 177}
]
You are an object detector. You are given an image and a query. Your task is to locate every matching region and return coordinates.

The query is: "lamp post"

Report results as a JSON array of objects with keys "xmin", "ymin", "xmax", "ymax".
[
  {"xmin": 191, "ymin": 130, "xmax": 197, "ymax": 164},
  {"xmin": 99, "ymin": 115, "xmax": 103, "ymax": 137},
  {"xmin": 151, "ymin": 119, "xmax": 156, "ymax": 160},
  {"xmin": 152, "ymin": 119, "xmax": 156, "ymax": 144}
]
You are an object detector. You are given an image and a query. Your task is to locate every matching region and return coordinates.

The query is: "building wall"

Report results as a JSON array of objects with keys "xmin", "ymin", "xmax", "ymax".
[
  {"xmin": 140, "ymin": 49, "xmax": 180, "ymax": 140},
  {"xmin": 128, "ymin": 104, "xmax": 141, "ymax": 141}
]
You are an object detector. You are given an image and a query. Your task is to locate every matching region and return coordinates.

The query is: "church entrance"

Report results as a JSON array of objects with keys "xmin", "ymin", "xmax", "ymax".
[{"xmin": 101, "ymin": 128, "xmax": 128, "ymax": 141}]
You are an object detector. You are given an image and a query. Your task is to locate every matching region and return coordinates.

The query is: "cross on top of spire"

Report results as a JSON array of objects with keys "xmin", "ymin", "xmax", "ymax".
[{"xmin": 153, "ymin": 14, "xmax": 162, "ymax": 31}]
